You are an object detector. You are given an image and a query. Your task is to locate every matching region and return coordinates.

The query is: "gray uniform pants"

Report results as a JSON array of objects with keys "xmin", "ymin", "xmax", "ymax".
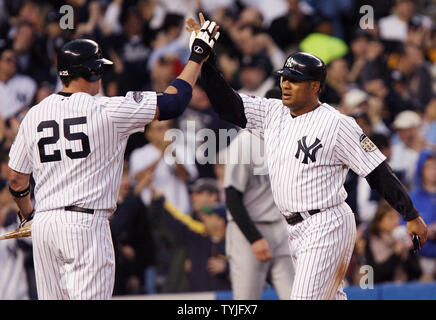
[{"xmin": 226, "ymin": 219, "xmax": 294, "ymax": 300}]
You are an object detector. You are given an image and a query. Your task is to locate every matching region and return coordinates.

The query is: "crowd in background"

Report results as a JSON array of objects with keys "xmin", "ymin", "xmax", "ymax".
[{"xmin": 0, "ymin": 0, "xmax": 435, "ymax": 299}]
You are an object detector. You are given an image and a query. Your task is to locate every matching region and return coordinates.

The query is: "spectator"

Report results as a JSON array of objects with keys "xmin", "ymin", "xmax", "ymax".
[
  {"xmin": 378, "ymin": 0, "xmax": 433, "ymax": 43},
  {"xmin": 238, "ymin": 0, "xmax": 289, "ymax": 27},
  {"xmin": 110, "ymin": 162, "xmax": 155, "ymax": 295},
  {"xmin": 362, "ymin": 201, "xmax": 422, "ymax": 284},
  {"xmin": 304, "ymin": 0, "xmax": 354, "ymax": 39},
  {"xmin": 390, "ymin": 110, "xmax": 426, "ymax": 189},
  {"xmin": 268, "ymin": 0, "xmax": 314, "ymax": 51},
  {"xmin": 423, "ymin": 98, "xmax": 436, "ymax": 148},
  {"xmin": 11, "ymin": 21, "xmax": 49, "ymax": 82},
  {"xmin": 238, "ymin": 54, "xmax": 275, "ymax": 97},
  {"xmin": 129, "ymin": 120, "xmax": 198, "ymax": 215},
  {"xmin": 341, "ymin": 88, "xmax": 369, "ymax": 116},
  {"xmin": 320, "ymin": 57, "xmax": 350, "ymax": 106},
  {"xmin": 0, "ymin": 47, "xmax": 36, "ymax": 120},
  {"xmin": 344, "ymin": 30, "xmax": 372, "ymax": 85},
  {"xmin": 409, "ymin": 150, "xmax": 436, "ymax": 281},
  {"xmin": 150, "ymin": 178, "xmax": 231, "ymax": 292},
  {"xmin": 110, "ymin": 7, "xmax": 152, "ymax": 95},
  {"xmin": 146, "ymin": 13, "xmax": 189, "ymax": 72}
]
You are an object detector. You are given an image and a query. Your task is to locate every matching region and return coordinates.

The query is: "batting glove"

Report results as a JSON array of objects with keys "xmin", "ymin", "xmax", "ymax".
[
  {"xmin": 18, "ymin": 209, "xmax": 34, "ymax": 229},
  {"xmin": 188, "ymin": 20, "xmax": 220, "ymax": 64}
]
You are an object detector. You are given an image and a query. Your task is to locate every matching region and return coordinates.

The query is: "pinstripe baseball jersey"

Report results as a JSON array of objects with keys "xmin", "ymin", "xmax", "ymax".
[
  {"xmin": 240, "ymin": 94, "xmax": 386, "ymax": 214},
  {"xmin": 8, "ymin": 91, "xmax": 156, "ymax": 212}
]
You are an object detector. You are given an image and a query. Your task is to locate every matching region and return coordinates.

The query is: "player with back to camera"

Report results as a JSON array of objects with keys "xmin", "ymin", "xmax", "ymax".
[
  {"xmin": 7, "ymin": 19, "xmax": 220, "ymax": 300},
  {"xmin": 186, "ymin": 14, "xmax": 427, "ymax": 300}
]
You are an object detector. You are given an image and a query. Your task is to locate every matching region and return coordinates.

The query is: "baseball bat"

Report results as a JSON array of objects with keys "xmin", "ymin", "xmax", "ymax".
[{"xmin": 0, "ymin": 225, "xmax": 31, "ymax": 240}]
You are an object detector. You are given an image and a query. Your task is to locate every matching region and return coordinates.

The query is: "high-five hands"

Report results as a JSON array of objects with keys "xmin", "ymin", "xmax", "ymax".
[{"xmin": 187, "ymin": 13, "xmax": 220, "ymax": 64}]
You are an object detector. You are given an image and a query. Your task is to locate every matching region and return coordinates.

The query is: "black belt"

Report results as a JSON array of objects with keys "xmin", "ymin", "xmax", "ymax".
[
  {"xmin": 285, "ymin": 209, "xmax": 321, "ymax": 226},
  {"xmin": 64, "ymin": 205, "xmax": 94, "ymax": 214}
]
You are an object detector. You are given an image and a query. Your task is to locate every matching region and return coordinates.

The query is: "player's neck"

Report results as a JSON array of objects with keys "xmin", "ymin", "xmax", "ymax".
[
  {"xmin": 60, "ymin": 79, "xmax": 98, "ymax": 96},
  {"xmin": 290, "ymin": 100, "xmax": 321, "ymax": 117}
]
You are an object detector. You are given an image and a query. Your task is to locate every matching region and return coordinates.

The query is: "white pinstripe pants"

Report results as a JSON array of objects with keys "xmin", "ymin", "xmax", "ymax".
[
  {"xmin": 287, "ymin": 204, "xmax": 356, "ymax": 300},
  {"xmin": 32, "ymin": 209, "xmax": 115, "ymax": 300}
]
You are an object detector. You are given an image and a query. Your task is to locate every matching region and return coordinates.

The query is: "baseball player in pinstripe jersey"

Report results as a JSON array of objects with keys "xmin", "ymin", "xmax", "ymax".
[
  {"xmin": 196, "ymin": 45, "xmax": 428, "ymax": 299},
  {"xmin": 223, "ymin": 129, "xmax": 294, "ymax": 299},
  {"xmin": 7, "ymin": 22, "xmax": 220, "ymax": 300}
]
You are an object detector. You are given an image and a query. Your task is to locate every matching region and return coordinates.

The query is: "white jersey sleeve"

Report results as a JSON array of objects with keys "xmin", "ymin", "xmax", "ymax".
[
  {"xmin": 334, "ymin": 115, "xmax": 386, "ymax": 177},
  {"xmin": 8, "ymin": 117, "xmax": 32, "ymax": 174},
  {"xmin": 239, "ymin": 93, "xmax": 270, "ymax": 133},
  {"xmin": 103, "ymin": 91, "xmax": 157, "ymax": 136}
]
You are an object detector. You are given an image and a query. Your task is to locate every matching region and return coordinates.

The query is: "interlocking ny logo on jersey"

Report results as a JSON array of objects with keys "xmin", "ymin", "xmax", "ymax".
[{"xmin": 295, "ymin": 136, "xmax": 323, "ymax": 164}]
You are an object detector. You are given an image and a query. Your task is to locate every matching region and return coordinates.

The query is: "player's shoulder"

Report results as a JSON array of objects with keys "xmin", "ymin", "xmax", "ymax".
[
  {"xmin": 24, "ymin": 93, "xmax": 58, "ymax": 115},
  {"xmin": 318, "ymin": 103, "xmax": 355, "ymax": 124}
]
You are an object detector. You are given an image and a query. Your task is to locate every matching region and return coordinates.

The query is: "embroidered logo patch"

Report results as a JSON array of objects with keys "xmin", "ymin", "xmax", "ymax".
[
  {"xmin": 360, "ymin": 134, "xmax": 377, "ymax": 152},
  {"xmin": 193, "ymin": 46, "xmax": 203, "ymax": 54},
  {"xmin": 133, "ymin": 91, "xmax": 144, "ymax": 103}
]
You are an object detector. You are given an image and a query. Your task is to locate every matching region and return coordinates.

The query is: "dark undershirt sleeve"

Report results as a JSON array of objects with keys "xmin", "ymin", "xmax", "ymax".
[
  {"xmin": 365, "ymin": 161, "xmax": 419, "ymax": 221},
  {"xmin": 199, "ymin": 52, "xmax": 247, "ymax": 128},
  {"xmin": 225, "ymin": 186, "xmax": 263, "ymax": 244}
]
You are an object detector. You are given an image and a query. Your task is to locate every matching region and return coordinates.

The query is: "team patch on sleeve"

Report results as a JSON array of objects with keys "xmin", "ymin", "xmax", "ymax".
[
  {"xmin": 359, "ymin": 134, "xmax": 377, "ymax": 152},
  {"xmin": 133, "ymin": 91, "xmax": 144, "ymax": 103}
]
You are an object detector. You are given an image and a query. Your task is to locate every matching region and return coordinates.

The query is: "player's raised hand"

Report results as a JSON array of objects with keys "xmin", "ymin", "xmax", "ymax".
[
  {"xmin": 185, "ymin": 12, "xmax": 206, "ymax": 36},
  {"xmin": 186, "ymin": 13, "xmax": 220, "ymax": 64}
]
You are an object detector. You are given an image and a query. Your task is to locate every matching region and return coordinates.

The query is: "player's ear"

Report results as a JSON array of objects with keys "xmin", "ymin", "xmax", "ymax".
[
  {"xmin": 311, "ymin": 81, "xmax": 320, "ymax": 94},
  {"xmin": 279, "ymin": 76, "xmax": 283, "ymax": 89}
]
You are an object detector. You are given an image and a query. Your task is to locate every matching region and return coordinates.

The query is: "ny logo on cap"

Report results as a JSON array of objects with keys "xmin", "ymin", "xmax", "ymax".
[
  {"xmin": 295, "ymin": 136, "xmax": 323, "ymax": 164},
  {"xmin": 285, "ymin": 57, "xmax": 296, "ymax": 69}
]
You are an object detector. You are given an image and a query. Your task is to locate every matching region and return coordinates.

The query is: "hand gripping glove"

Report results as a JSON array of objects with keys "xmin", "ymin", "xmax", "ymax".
[{"xmin": 188, "ymin": 20, "xmax": 220, "ymax": 64}]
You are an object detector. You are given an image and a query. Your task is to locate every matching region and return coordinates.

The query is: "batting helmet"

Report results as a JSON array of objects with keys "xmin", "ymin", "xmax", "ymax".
[
  {"xmin": 276, "ymin": 52, "xmax": 326, "ymax": 90},
  {"xmin": 57, "ymin": 39, "xmax": 113, "ymax": 82}
]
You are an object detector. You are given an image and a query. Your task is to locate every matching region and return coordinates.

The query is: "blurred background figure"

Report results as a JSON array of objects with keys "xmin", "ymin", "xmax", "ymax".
[
  {"xmin": 0, "ymin": 46, "xmax": 36, "ymax": 120},
  {"xmin": 150, "ymin": 178, "xmax": 231, "ymax": 293},
  {"xmin": 358, "ymin": 201, "xmax": 422, "ymax": 284},
  {"xmin": 409, "ymin": 150, "xmax": 436, "ymax": 281},
  {"xmin": 0, "ymin": 179, "xmax": 35, "ymax": 299},
  {"xmin": 110, "ymin": 161, "xmax": 155, "ymax": 296},
  {"xmin": 129, "ymin": 120, "xmax": 198, "ymax": 215},
  {"xmin": 390, "ymin": 110, "xmax": 426, "ymax": 189}
]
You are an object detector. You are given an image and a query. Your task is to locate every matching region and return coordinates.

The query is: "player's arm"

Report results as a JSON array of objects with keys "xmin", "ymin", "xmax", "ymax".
[
  {"xmin": 7, "ymin": 117, "xmax": 34, "ymax": 225},
  {"xmin": 200, "ymin": 52, "xmax": 247, "ymax": 128},
  {"xmin": 365, "ymin": 161, "xmax": 428, "ymax": 248},
  {"xmin": 335, "ymin": 116, "xmax": 427, "ymax": 249},
  {"xmin": 225, "ymin": 187, "xmax": 272, "ymax": 262},
  {"xmin": 8, "ymin": 169, "xmax": 34, "ymax": 223},
  {"xmin": 185, "ymin": 14, "xmax": 247, "ymax": 128},
  {"xmin": 153, "ymin": 20, "xmax": 220, "ymax": 121}
]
